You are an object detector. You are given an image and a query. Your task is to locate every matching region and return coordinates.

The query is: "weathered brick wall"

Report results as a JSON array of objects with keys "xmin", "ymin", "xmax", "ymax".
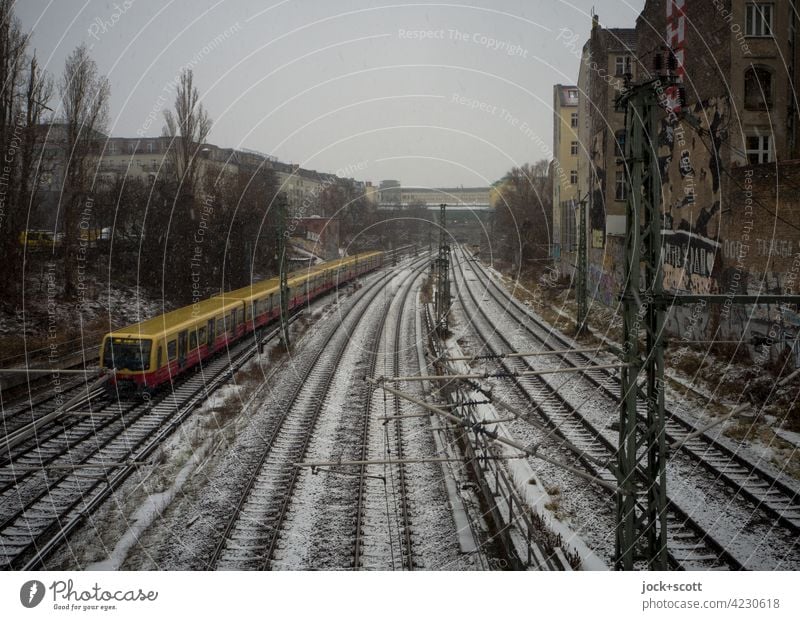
[
  {"xmin": 622, "ymin": 1, "xmax": 800, "ymax": 365},
  {"xmin": 711, "ymin": 163, "xmax": 800, "ymax": 365}
]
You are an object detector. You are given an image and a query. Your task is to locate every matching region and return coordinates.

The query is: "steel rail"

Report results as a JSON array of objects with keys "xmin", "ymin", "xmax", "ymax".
[
  {"xmin": 452, "ymin": 248, "xmax": 743, "ymax": 570},
  {"xmin": 468, "ymin": 250, "xmax": 800, "ymax": 535},
  {"xmin": 207, "ymin": 257, "xmax": 425, "ymax": 569}
]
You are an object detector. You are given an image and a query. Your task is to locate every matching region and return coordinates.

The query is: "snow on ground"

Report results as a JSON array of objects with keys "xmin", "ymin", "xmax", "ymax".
[
  {"xmin": 467, "ymin": 257, "xmax": 800, "ymax": 568},
  {"xmin": 52, "ymin": 257, "xmax": 477, "ymax": 570},
  {"xmin": 49, "ymin": 271, "xmax": 378, "ymax": 570},
  {"xmin": 440, "ymin": 330, "xmax": 608, "ymax": 570},
  {"xmin": 486, "ymin": 261, "xmax": 800, "ymax": 485}
]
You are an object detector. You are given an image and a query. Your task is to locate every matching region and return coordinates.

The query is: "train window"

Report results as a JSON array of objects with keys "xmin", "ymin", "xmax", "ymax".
[
  {"xmin": 103, "ymin": 338, "xmax": 153, "ymax": 371},
  {"xmin": 199, "ymin": 327, "xmax": 206, "ymax": 344},
  {"xmin": 217, "ymin": 318, "xmax": 225, "ymax": 336},
  {"xmin": 157, "ymin": 346, "xmax": 163, "ymax": 368},
  {"xmin": 167, "ymin": 340, "xmax": 177, "ymax": 360},
  {"xmin": 189, "ymin": 330, "xmax": 197, "ymax": 350}
]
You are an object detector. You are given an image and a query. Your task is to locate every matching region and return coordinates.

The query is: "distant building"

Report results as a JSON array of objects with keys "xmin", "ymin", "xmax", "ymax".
[
  {"xmin": 567, "ymin": 16, "xmax": 636, "ymax": 286},
  {"xmin": 552, "ymin": 84, "xmax": 580, "ymax": 263},
  {"xmin": 567, "ymin": 2, "xmax": 800, "ymax": 366},
  {"xmin": 377, "ymin": 183, "xmax": 491, "ymax": 207},
  {"xmin": 290, "ymin": 215, "xmax": 340, "ymax": 261},
  {"xmin": 379, "ymin": 179, "xmax": 402, "ymax": 204}
]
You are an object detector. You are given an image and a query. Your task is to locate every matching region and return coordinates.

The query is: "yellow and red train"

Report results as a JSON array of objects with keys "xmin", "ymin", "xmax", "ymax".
[{"xmin": 100, "ymin": 251, "xmax": 384, "ymax": 391}]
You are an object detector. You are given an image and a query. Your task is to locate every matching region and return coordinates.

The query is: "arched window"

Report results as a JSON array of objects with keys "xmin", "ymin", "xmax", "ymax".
[{"xmin": 744, "ymin": 66, "xmax": 773, "ymax": 110}]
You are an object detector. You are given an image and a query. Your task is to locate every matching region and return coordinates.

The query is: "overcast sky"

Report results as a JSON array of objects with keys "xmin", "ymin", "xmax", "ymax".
[{"xmin": 15, "ymin": 0, "xmax": 644, "ymax": 187}]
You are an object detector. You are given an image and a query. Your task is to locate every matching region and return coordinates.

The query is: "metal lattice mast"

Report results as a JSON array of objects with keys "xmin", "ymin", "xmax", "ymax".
[
  {"xmin": 576, "ymin": 195, "xmax": 588, "ymax": 334},
  {"xmin": 276, "ymin": 192, "xmax": 291, "ymax": 349},
  {"xmin": 435, "ymin": 203, "xmax": 450, "ymax": 336},
  {"xmin": 615, "ymin": 79, "xmax": 668, "ymax": 570}
]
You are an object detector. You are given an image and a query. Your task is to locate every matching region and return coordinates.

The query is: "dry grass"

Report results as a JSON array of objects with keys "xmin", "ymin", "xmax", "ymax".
[
  {"xmin": 544, "ymin": 484, "xmax": 561, "ymax": 496},
  {"xmin": 420, "ymin": 276, "xmax": 433, "ymax": 304},
  {"xmin": 0, "ymin": 317, "xmax": 109, "ymax": 366},
  {"xmin": 203, "ymin": 402, "xmax": 241, "ymax": 431}
]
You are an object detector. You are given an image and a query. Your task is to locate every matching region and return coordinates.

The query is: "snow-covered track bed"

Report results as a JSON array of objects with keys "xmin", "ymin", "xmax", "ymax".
[
  {"xmin": 468, "ymin": 253, "xmax": 800, "ymax": 538},
  {"xmin": 0, "ymin": 316, "xmax": 299, "ymax": 570},
  {"xmin": 354, "ymin": 266, "xmax": 476, "ymax": 570},
  {"xmin": 210, "ymin": 260, "xmax": 425, "ymax": 570},
  {"xmin": 453, "ymin": 248, "xmax": 799, "ymax": 569},
  {"xmin": 0, "ymin": 379, "xmax": 104, "ymax": 449},
  {"xmin": 351, "ymin": 265, "xmax": 419, "ymax": 570}
]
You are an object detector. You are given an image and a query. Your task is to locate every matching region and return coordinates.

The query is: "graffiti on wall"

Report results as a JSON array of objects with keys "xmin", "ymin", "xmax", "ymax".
[
  {"xmin": 662, "ymin": 229, "xmax": 720, "ymax": 293},
  {"xmin": 587, "ymin": 238, "xmax": 625, "ymax": 306}
]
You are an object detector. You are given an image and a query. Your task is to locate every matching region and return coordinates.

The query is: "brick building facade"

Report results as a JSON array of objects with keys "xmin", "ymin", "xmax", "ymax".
[{"xmin": 566, "ymin": 1, "xmax": 800, "ymax": 364}]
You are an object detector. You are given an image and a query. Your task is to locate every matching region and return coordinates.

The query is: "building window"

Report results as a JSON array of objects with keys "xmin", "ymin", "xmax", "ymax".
[
  {"xmin": 746, "ymin": 3, "xmax": 773, "ymax": 37},
  {"xmin": 615, "ymin": 55, "xmax": 632, "ymax": 76},
  {"xmin": 570, "ymin": 170, "xmax": 578, "ymax": 185},
  {"xmin": 128, "ymin": 142, "xmax": 136, "ymax": 153},
  {"xmin": 615, "ymin": 170, "xmax": 627, "ymax": 201},
  {"xmin": 744, "ymin": 66, "xmax": 773, "ymax": 110},
  {"xmin": 614, "ymin": 130, "xmax": 626, "ymax": 157},
  {"xmin": 108, "ymin": 142, "xmax": 117, "ymax": 154},
  {"xmin": 746, "ymin": 134, "xmax": 773, "ymax": 164},
  {"xmin": 147, "ymin": 142, "xmax": 154, "ymax": 153},
  {"xmin": 571, "ymin": 112, "xmax": 578, "ymax": 128},
  {"xmin": 570, "ymin": 141, "xmax": 579, "ymax": 156},
  {"xmin": 568, "ymin": 89, "xmax": 578, "ymax": 101}
]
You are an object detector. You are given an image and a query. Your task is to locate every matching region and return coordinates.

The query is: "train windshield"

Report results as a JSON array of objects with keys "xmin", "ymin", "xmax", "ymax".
[{"xmin": 103, "ymin": 338, "xmax": 152, "ymax": 371}]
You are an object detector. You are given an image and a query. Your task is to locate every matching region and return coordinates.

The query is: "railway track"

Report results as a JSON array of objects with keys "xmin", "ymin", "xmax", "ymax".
[
  {"xmin": 451, "ymin": 248, "xmax": 749, "ymax": 570},
  {"xmin": 352, "ymin": 263, "xmax": 419, "ymax": 570},
  {"xmin": 209, "ymin": 258, "xmax": 425, "ymax": 569},
  {"xmin": 0, "ymin": 316, "xmax": 304, "ymax": 570},
  {"xmin": 464, "ymin": 250, "xmax": 800, "ymax": 536},
  {"xmin": 1, "ymin": 377, "xmax": 103, "ymax": 444},
  {"xmin": 0, "ymin": 263, "xmax": 394, "ymax": 570}
]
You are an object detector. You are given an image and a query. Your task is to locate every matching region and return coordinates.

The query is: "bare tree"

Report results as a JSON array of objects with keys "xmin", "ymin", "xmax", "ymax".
[
  {"xmin": 158, "ymin": 69, "xmax": 213, "ymax": 302},
  {"xmin": 163, "ymin": 69, "xmax": 211, "ymax": 196},
  {"xmin": 493, "ymin": 160, "xmax": 552, "ymax": 268},
  {"xmin": 59, "ymin": 43, "xmax": 109, "ymax": 299},
  {"xmin": 0, "ymin": 2, "xmax": 53, "ymax": 306}
]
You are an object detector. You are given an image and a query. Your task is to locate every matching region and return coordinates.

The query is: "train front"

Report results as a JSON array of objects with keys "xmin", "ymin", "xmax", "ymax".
[{"xmin": 100, "ymin": 334, "xmax": 156, "ymax": 392}]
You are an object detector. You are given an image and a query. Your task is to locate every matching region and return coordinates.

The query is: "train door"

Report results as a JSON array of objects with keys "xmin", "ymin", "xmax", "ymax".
[
  {"xmin": 178, "ymin": 330, "xmax": 188, "ymax": 367},
  {"xmin": 207, "ymin": 319, "xmax": 215, "ymax": 348}
]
